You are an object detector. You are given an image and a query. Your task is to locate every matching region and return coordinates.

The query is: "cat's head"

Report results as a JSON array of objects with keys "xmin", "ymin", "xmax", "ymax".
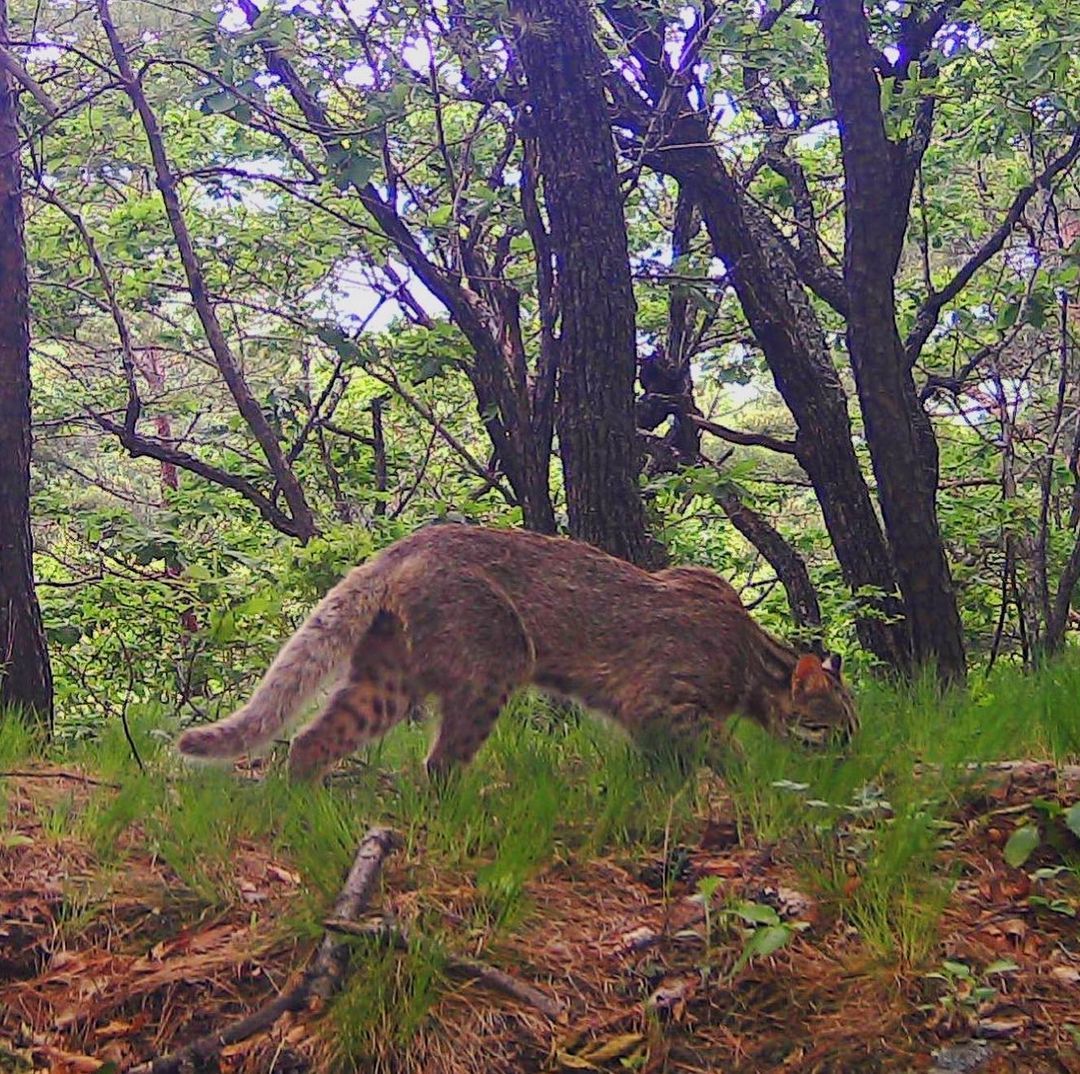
[{"xmin": 785, "ymin": 653, "xmax": 858, "ymax": 747}]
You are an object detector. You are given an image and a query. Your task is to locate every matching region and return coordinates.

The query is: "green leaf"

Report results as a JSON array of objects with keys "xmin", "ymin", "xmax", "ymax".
[
  {"xmin": 738, "ymin": 924, "xmax": 792, "ymax": 968},
  {"xmin": 1003, "ymin": 824, "xmax": 1040, "ymax": 868},
  {"xmin": 1065, "ymin": 802, "xmax": 1080, "ymax": 840},
  {"xmin": 732, "ymin": 901, "xmax": 781, "ymax": 926},
  {"xmin": 201, "ymin": 89, "xmax": 239, "ymax": 115},
  {"xmin": 327, "ymin": 147, "xmax": 379, "ymax": 191}
]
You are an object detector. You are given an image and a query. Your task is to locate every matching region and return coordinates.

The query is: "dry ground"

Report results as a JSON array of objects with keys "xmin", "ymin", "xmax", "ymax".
[{"xmin": 2, "ymin": 762, "xmax": 1080, "ymax": 1074}]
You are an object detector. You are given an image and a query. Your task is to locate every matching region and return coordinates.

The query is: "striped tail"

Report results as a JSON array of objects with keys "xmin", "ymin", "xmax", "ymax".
[{"xmin": 177, "ymin": 566, "xmax": 384, "ymax": 760}]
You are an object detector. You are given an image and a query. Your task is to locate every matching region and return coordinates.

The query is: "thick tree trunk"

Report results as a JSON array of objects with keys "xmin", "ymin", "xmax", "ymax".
[
  {"xmin": 820, "ymin": 0, "xmax": 966, "ymax": 683},
  {"xmin": 511, "ymin": 0, "xmax": 654, "ymax": 566},
  {"xmin": 659, "ymin": 130, "xmax": 911, "ymax": 669},
  {"xmin": 0, "ymin": 1, "xmax": 53, "ymax": 725}
]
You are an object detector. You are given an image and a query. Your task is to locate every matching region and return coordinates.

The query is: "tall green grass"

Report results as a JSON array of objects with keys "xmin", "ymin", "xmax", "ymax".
[
  {"xmin": 9, "ymin": 653, "xmax": 1078, "ymax": 1049},
  {"xmin": 722, "ymin": 655, "xmax": 1080, "ymax": 961}
]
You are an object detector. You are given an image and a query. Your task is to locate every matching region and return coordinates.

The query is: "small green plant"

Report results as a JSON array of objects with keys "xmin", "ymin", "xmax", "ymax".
[
  {"xmin": 922, "ymin": 958, "xmax": 1018, "ymax": 1018},
  {"xmin": 694, "ymin": 882, "xmax": 807, "ymax": 975},
  {"xmin": 726, "ymin": 900, "xmax": 805, "ymax": 974}
]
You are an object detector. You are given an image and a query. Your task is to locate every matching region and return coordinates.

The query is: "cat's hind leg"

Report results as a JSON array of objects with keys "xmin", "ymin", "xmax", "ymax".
[
  {"xmin": 394, "ymin": 569, "xmax": 533, "ymax": 781},
  {"xmin": 424, "ymin": 682, "xmax": 516, "ymax": 780},
  {"xmin": 288, "ymin": 611, "xmax": 412, "ymax": 779}
]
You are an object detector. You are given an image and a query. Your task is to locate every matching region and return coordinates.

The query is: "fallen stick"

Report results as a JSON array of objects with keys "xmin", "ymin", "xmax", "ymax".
[
  {"xmin": 127, "ymin": 826, "xmax": 400, "ymax": 1074},
  {"xmin": 0, "ymin": 769, "xmax": 121, "ymax": 789},
  {"xmin": 323, "ymin": 917, "xmax": 567, "ymax": 1022}
]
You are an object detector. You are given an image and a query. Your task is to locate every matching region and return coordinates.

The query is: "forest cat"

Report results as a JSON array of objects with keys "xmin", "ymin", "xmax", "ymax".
[{"xmin": 177, "ymin": 525, "xmax": 857, "ymax": 779}]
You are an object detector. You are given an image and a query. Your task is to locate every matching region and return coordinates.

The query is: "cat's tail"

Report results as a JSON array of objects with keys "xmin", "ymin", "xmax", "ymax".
[{"xmin": 177, "ymin": 564, "xmax": 387, "ymax": 761}]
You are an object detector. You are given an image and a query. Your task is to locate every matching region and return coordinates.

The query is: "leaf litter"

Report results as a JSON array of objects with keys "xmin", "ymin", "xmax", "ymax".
[{"xmin": 1, "ymin": 764, "xmax": 1079, "ymax": 1073}]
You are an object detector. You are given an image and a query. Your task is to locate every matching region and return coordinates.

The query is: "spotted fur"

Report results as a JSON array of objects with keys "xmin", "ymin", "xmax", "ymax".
[{"xmin": 177, "ymin": 526, "xmax": 858, "ymax": 779}]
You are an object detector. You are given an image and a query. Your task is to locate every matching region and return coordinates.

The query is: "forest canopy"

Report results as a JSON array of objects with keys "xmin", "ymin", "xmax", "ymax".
[{"xmin": 0, "ymin": 0, "xmax": 1078, "ymax": 728}]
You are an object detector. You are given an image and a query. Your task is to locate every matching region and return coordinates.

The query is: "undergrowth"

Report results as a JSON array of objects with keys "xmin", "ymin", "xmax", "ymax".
[{"xmin": 4, "ymin": 653, "xmax": 1079, "ymax": 1063}]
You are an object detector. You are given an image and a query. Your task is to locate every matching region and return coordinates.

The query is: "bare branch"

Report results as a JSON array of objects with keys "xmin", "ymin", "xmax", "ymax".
[
  {"xmin": 0, "ymin": 43, "xmax": 58, "ymax": 115},
  {"xmin": 905, "ymin": 128, "xmax": 1080, "ymax": 363},
  {"xmin": 129, "ymin": 828, "xmax": 400, "ymax": 1074}
]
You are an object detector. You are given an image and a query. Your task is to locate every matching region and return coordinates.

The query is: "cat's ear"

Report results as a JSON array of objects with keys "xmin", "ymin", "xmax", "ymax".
[
  {"xmin": 791, "ymin": 654, "xmax": 831, "ymax": 697},
  {"xmin": 821, "ymin": 652, "xmax": 843, "ymax": 680}
]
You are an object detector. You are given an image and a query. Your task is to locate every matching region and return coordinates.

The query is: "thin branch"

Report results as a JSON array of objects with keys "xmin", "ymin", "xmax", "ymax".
[
  {"xmin": 367, "ymin": 364, "xmax": 516, "ymax": 505},
  {"xmin": 0, "ymin": 43, "xmax": 58, "ymax": 115},
  {"xmin": 35, "ymin": 186, "xmax": 142, "ymax": 434},
  {"xmin": 129, "ymin": 828, "xmax": 401, "ymax": 1074},
  {"xmin": 905, "ymin": 128, "xmax": 1080, "ymax": 363},
  {"xmin": 323, "ymin": 917, "xmax": 566, "ymax": 1021},
  {"xmin": 0, "ymin": 768, "xmax": 119, "ymax": 788}
]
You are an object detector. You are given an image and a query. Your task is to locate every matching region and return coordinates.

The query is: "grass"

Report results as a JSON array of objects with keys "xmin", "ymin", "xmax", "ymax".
[{"xmin": 4, "ymin": 653, "xmax": 1079, "ymax": 1064}]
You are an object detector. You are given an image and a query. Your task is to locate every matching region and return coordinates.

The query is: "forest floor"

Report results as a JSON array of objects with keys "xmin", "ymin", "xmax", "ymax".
[{"xmin": 2, "ymin": 663, "xmax": 1080, "ymax": 1074}]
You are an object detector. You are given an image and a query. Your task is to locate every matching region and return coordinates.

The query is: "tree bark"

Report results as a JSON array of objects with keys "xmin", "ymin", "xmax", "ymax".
[
  {"xmin": 511, "ymin": 0, "xmax": 655, "ymax": 566},
  {"xmin": 819, "ymin": 0, "xmax": 966, "ymax": 682},
  {"xmin": 714, "ymin": 489, "xmax": 822, "ymax": 636},
  {"xmin": 655, "ymin": 127, "xmax": 911, "ymax": 669},
  {"xmin": 0, "ymin": 0, "xmax": 53, "ymax": 725}
]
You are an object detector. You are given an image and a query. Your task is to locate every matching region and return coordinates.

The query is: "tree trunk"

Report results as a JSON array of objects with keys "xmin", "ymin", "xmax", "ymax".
[
  {"xmin": 820, "ymin": 0, "xmax": 966, "ymax": 683},
  {"xmin": 0, "ymin": 0, "xmax": 53, "ymax": 725},
  {"xmin": 511, "ymin": 0, "xmax": 655, "ymax": 566},
  {"xmin": 714, "ymin": 489, "xmax": 823, "ymax": 637},
  {"xmin": 659, "ymin": 130, "xmax": 911, "ymax": 669}
]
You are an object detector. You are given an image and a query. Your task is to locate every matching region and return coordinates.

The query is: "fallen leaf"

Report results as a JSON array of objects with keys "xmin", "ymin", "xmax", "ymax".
[
  {"xmin": 93, "ymin": 1017, "xmax": 146, "ymax": 1041},
  {"xmin": 266, "ymin": 863, "xmax": 301, "ymax": 885},
  {"xmin": 577, "ymin": 1032, "xmax": 646, "ymax": 1063},
  {"xmin": 975, "ymin": 1008, "xmax": 1031, "ymax": 1039},
  {"xmin": 617, "ymin": 926, "xmax": 656, "ymax": 953},
  {"xmin": 1050, "ymin": 965, "xmax": 1080, "ymax": 985},
  {"xmin": 646, "ymin": 977, "xmax": 695, "ymax": 1021}
]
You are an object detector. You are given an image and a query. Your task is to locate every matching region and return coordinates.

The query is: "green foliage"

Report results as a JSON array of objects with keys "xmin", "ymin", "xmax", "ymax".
[{"xmin": 723, "ymin": 654, "xmax": 1080, "ymax": 961}]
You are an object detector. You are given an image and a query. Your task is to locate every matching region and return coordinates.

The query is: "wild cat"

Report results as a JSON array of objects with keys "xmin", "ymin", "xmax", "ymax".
[{"xmin": 178, "ymin": 525, "xmax": 857, "ymax": 779}]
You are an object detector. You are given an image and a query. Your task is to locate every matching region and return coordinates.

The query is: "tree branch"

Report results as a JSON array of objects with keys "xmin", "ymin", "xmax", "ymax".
[
  {"xmin": 366, "ymin": 364, "xmax": 517, "ymax": 506},
  {"xmin": 35, "ymin": 188, "xmax": 142, "ymax": 435},
  {"xmin": 881, "ymin": 0, "xmax": 964, "ymax": 79},
  {"xmin": 92, "ymin": 414, "xmax": 309, "ymax": 538},
  {"xmin": 905, "ymin": 128, "xmax": 1080, "ymax": 363},
  {"xmin": 96, "ymin": 0, "xmax": 315, "ymax": 540},
  {"xmin": 0, "ymin": 43, "xmax": 58, "ymax": 115},
  {"xmin": 689, "ymin": 412, "xmax": 798, "ymax": 454},
  {"xmin": 598, "ymin": 0, "xmax": 668, "ymax": 103},
  {"xmin": 129, "ymin": 828, "xmax": 400, "ymax": 1074}
]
